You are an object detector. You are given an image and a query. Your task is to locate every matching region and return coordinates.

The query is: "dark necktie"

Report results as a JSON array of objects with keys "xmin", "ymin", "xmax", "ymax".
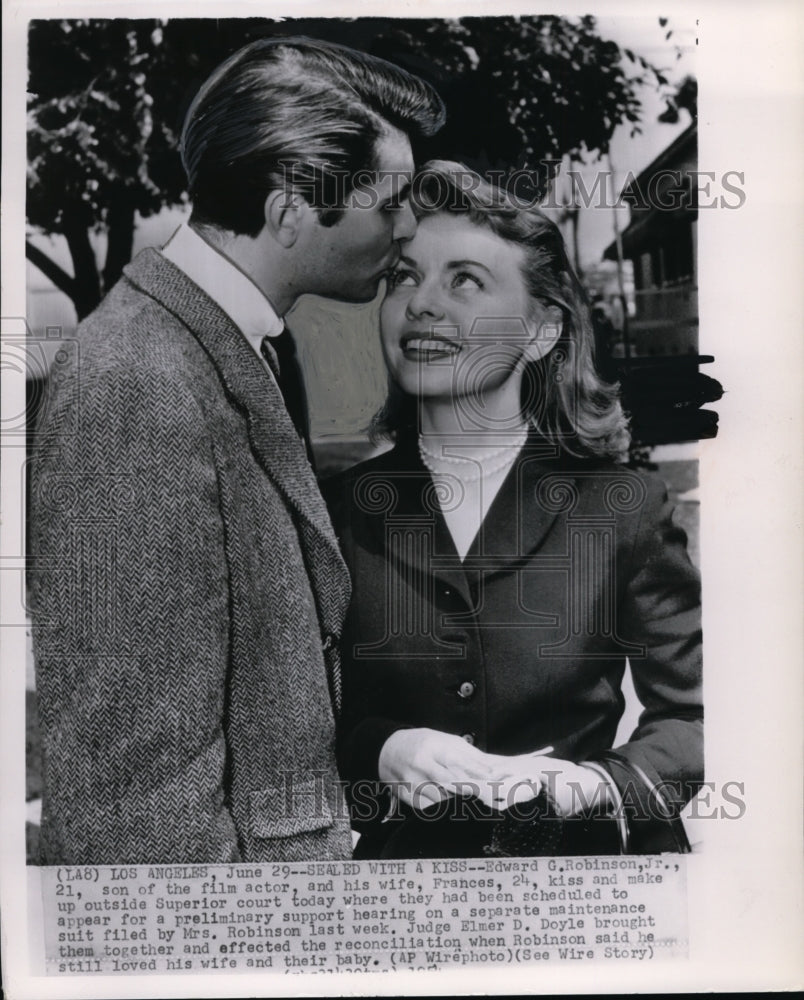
[{"xmin": 260, "ymin": 329, "xmax": 314, "ymax": 465}]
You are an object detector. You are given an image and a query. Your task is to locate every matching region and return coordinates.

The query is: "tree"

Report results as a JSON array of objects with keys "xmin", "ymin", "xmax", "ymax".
[
  {"xmin": 27, "ymin": 15, "xmax": 677, "ymax": 318},
  {"xmin": 27, "ymin": 18, "xmax": 228, "ymax": 318}
]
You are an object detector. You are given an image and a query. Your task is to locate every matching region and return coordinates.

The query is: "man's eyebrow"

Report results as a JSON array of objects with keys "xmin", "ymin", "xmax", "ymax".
[{"xmin": 381, "ymin": 181, "xmax": 412, "ymax": 206}]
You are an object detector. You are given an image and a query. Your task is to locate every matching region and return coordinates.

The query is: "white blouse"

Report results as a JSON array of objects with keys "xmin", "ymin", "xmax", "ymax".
[{"xmin": 418, "ymin": 427, "xmax": 529, "ymax": 560}]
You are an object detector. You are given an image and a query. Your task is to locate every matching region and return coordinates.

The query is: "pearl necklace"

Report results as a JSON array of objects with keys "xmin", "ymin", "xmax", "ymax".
[{"xmin": 418, "ymin": 428, "xmax": 528, "ymax": 484}]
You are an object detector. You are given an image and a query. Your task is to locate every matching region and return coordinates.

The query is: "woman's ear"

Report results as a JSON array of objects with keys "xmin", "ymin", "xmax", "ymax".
[{"xmin": 523, "ymin": 305, "xmax": 563, "ymax": 362}]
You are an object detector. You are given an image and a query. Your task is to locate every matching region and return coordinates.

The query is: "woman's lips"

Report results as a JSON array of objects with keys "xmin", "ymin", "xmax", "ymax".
[{"xmin": 401, "ymin": 335, "xmax": 461, "ymax": 361}]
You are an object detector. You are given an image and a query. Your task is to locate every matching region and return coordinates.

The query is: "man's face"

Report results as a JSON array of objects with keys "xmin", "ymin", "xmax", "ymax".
[{"xmin": 302, "ymin": 126, "xmax": 416, "ymax": 303}]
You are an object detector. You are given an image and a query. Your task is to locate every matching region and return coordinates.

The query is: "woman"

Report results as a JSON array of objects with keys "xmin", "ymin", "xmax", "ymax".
[{"xmin": 326, "ymin": 161, "xmax": 702, "ymax": 858}]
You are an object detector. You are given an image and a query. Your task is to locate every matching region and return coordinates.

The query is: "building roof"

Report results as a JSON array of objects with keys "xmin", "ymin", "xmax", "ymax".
[{"xmin": 604, "ymin": 120, "xmax": 697, "ymax": 261}]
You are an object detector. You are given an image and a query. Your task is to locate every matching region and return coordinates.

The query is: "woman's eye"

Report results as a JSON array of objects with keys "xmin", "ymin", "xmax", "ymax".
[
  {"xmin": 388, "ymin": 268, "xmax": 417, "ymax": 288},
  {"xmin": 452, "ymin": 271, "xmax": 483, "ymax": 290}
]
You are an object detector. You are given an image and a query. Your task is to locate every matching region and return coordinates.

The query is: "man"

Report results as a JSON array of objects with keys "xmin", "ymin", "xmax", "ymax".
[{"xmin": 29, "ymin": 37, "xmax": 444, "ymax": 863}]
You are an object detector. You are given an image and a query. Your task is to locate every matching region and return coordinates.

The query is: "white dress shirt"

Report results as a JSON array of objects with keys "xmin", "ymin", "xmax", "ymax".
[{"xmin": 160, "ymin": 224, "xmax": 284, "ymax": 372}]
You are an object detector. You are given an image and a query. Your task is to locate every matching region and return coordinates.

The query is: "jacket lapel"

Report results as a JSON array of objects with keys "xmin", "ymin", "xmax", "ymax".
[
  {"xmin": 122, "ymin": 249, "xmax": 351, "ymax": 638},
  {"xmin": 464, "ymin": 437, "xmax": 568, "ymax": 576},
  {"xmin": 361, "ymin": 442, "xmax": 474, "ymax": 610},
  {"xmin": 362, "ymin": 436, "xmax": 571, "ymax": 605}
]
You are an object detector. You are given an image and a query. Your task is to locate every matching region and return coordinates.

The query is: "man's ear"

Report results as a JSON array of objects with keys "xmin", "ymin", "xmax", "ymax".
[
  {"xmin": 264, "ymin": 189, "xmax": 306, "ymax": 248},
  {"xmin": 523, "ymin": 305, "xmax": 563, "ymax": 362}
]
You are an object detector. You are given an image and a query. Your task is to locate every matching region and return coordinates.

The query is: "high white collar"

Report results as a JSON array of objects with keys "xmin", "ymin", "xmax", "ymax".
[{"xmin": 160, "ymin": 224, "xmax": 284, "ymax": 355}]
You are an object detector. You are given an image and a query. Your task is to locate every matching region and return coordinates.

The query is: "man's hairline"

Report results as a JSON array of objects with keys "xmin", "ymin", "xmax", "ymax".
[{"xmin": 190, "ymin": 116, "xmax": 415, "ymax": 235}]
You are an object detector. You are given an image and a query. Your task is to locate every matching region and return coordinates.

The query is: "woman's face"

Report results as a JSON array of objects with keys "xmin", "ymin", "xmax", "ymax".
[{"xmin": 380, "ymin": 213, "xmax": 555, "ymax": 411}]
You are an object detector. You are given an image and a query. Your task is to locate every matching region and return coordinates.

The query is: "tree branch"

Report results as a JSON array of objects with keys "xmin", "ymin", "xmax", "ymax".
[
  {"xmin": 103, "ymin": 197, "xmax": 135, "ymax": 294},
  {"xmin": 25, "ymin": 240, "xmax": 76, "ymax": 301},
  {"xmin": 63, "ymin": 216, "xmax": 102, "ymax": 319}
]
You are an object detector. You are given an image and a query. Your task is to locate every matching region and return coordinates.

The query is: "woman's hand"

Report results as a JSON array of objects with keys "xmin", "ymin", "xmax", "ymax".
[
  {"xmin": 521, "ymin": 755, "xmax": 614, "ymax": 817},
  {"xmin": 379, "ymin": 728, "xmax": 504, "ymax": 811},
  {"xmin": 378, "ymin": 731, "xmax": 614, "ymax": 818},
  {"xmin": 463, "ymin": 750, "xmax": 614, "ymax": 816},
  {"xmin": 378, "ymin": 729, "xmax": 551, "ymax": 813}
]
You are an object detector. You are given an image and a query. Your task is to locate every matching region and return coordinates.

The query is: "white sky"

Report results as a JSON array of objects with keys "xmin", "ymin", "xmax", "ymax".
[{"xmin": 556, "ymin": 13, "xmax": 697, "ymax": 266}]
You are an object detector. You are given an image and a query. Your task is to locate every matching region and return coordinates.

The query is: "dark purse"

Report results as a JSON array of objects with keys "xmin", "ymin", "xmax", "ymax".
[
  {"xmin": 483, "ymin": 786, "xmax": 566, "ymax": 858},
  {"xmin": 483, "ymin": 753, "xmax": 691, "ymax": 858}
]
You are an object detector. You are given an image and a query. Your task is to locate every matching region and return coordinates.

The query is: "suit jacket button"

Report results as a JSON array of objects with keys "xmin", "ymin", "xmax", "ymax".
[
  {"xmin": 461, "ymin": 732, "xmax": 476, "ymax": 745},
  {"xmin": 458, "ymin": 681, "xmax": 476, "ymax": 699},
  {"xmin": 321, "ymin": 633, "xmax": 336, "ymax": 652}
]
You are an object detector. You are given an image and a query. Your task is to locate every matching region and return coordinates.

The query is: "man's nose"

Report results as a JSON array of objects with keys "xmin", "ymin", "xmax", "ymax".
[{"xmin": 393, "ymin": 200, "xmax": 417, "ymax": 241}]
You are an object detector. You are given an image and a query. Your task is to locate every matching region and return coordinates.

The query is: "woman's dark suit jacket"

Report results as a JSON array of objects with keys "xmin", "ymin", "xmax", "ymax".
[{"xmin": 326, "ymin": 434, "xmax": 703, "ymax": 856}]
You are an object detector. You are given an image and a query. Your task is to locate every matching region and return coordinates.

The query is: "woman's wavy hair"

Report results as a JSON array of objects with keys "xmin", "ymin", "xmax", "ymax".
[{"xmin": 371, "ymin": 160, "xmax": 630, "ymax": 461}]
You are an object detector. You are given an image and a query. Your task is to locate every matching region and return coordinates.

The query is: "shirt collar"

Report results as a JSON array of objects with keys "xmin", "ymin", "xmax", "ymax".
[{"xmin": 160, "ymin": 224, "xmax": 284, "ymax": 352}]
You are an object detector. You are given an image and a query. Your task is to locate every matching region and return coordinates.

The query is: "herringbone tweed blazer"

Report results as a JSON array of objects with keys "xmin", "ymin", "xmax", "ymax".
[{"xmin": 29, "ymin": 249, "xmax": 353, "ymax": 864}]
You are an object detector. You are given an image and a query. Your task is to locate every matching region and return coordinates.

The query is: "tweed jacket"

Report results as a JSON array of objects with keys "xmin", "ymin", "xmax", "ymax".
[
  {"xmin": 325, "ymin": 435, "xmax": 703, "ymax": 851},
  {"xmin": 29, "ymin": 249, "xmax": 353, "ymax": 864}
]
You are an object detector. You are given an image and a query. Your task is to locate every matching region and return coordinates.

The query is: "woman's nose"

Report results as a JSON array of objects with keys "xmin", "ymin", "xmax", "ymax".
[{"xmin": 405, "ymin": 280, "xmax": 445, "ymax": 320}]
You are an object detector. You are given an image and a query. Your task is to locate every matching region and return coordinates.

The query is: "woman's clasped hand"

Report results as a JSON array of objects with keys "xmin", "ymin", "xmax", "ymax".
[{"xmin": 379, "ymin": 728, "xmax": 609, "ymax": 817}]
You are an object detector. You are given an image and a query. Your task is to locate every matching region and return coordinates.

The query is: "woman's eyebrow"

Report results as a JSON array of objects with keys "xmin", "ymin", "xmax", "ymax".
[{"xmin": 446, "ymin": 258, "xmax": 494, "ymax": 275}]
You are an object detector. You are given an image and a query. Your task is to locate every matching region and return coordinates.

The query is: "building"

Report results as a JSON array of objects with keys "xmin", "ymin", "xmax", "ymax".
[{"xmin": 604, "ymin": 122, "xmax": 698, "ymax": 356}]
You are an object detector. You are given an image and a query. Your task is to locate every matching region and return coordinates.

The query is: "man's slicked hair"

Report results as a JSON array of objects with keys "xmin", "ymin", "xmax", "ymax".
[{"xmin": 181, "ymin": 36, "xmax": 446, "ymax": 233}]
